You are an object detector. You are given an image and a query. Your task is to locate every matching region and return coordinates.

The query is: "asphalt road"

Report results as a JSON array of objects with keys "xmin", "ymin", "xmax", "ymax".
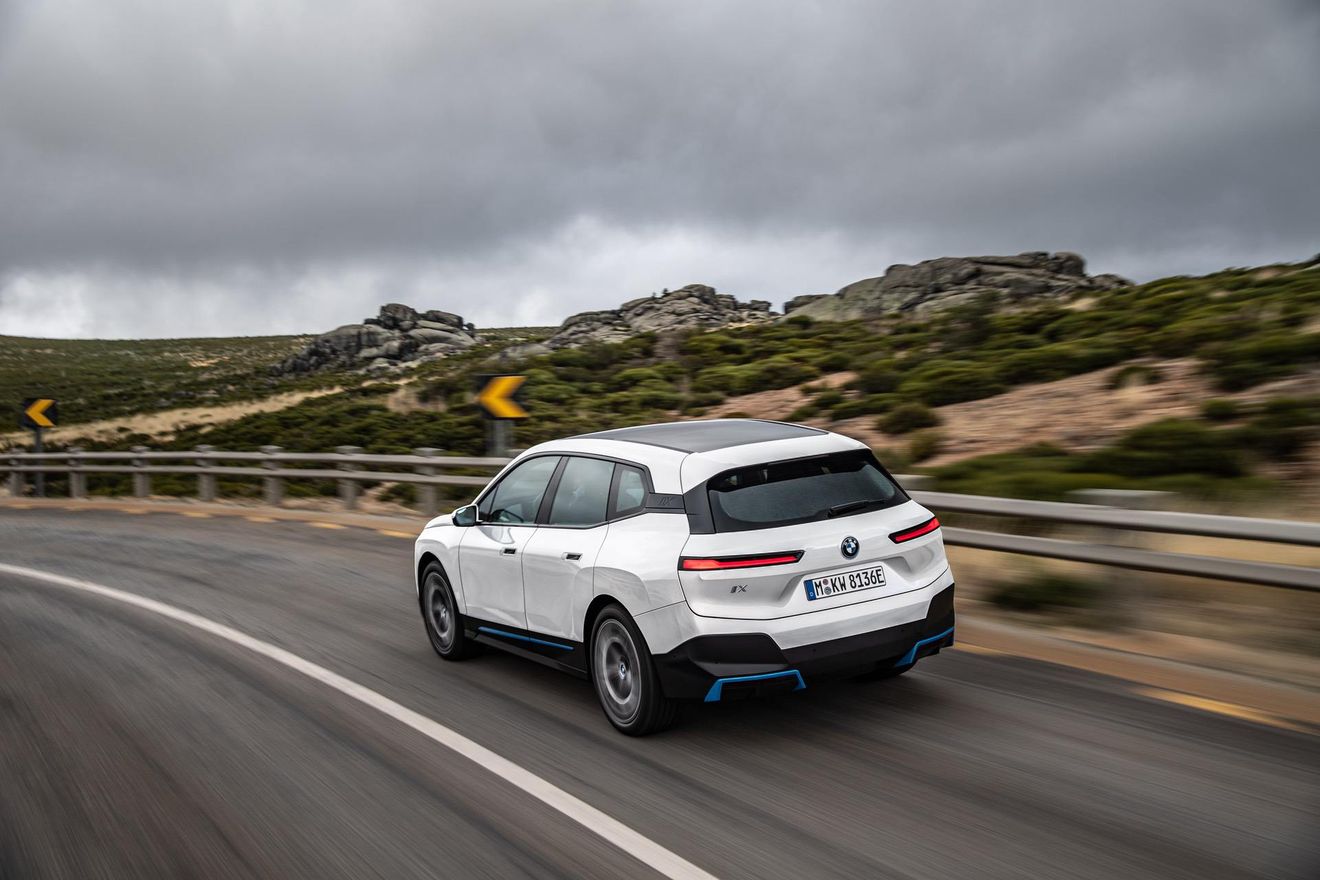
[{"xmin": 1, "ymin": 507, "xmax": 1316, "ymax": 879}]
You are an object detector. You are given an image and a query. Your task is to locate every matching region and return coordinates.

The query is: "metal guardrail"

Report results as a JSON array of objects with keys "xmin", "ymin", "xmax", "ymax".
[
  {"xmin": 3, "ymin": 448, "xmax": 1317, "ymax": 592},
  {"xmin": 2, "ymin": 446, "xmax": 508, "ymax": 515}
]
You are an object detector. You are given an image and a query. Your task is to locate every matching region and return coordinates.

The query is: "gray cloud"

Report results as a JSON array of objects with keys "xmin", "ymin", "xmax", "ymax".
[{"xmin": 1, "ymin": 0, "xmax": 1317, "ymax": 338}]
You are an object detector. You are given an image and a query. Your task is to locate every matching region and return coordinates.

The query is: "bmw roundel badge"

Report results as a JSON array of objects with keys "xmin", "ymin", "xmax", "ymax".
[{"xmin": 841, "ymin": 536, "xmax": 860, "ymax": 559}]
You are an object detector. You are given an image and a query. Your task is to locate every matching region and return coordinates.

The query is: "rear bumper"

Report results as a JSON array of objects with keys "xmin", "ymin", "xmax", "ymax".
[{"xmin": 653, "ymin": 584, "xmax": 955, "ymax": 701}]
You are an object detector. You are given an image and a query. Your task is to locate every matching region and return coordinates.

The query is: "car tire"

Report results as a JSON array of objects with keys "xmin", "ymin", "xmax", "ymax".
[
  {"xmin": 589, "ymin": 604, "xmax": 677, "ymax": 736},
  {"xmin": 421, "ymin": 563, "xmax": 479, "ymax": 661}
]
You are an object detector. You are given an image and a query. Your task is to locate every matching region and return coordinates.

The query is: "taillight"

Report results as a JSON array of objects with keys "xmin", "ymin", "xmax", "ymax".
[
  {"xmin": 890, "ymin": 516, "xmax": 940, "ymax": 543},
  {"xmin": 679, "ymin": 551, "xmax": 803, "ymax": 571}
]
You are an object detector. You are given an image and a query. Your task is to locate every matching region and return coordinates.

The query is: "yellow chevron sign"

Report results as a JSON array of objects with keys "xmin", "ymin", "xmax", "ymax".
[
  {"xmin": 21, "ymin": 398, "xmax": 58, "ymax": 429},
  {"xmin": 477, "ymin": 375, "xmax": 528, "ymax": 420}
]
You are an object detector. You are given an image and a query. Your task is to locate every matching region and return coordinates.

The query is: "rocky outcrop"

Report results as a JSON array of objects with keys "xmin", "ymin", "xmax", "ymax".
[
  {"xmin": 784, "ymin": 252, "xmax": 1130, "ymax": 320},
  {"xmin": 277, "ymin": 303, "xmax": 479, "ymax": 374},
  {"xmin": 544, "ymin": 284, "xmax": 774, "ymax": 348}
]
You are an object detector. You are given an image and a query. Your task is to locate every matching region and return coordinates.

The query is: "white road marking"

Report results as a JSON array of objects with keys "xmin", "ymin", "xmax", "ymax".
[{"xmin": 0, "ymin": 562, "xmax": 717, "ymax": 880}]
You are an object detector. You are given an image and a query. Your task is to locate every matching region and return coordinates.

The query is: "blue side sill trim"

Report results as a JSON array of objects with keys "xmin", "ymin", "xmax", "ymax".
[
  {"xmin": 477, "ymin": 626, "xmax": 575, "ymax": 651},
  {"xmin": 704, "ymin": 669, "xmax": 806, "ymax": 703},
  {"xmin": 894, "ymin": 626, "xmax": 955, "ymax": 668}
]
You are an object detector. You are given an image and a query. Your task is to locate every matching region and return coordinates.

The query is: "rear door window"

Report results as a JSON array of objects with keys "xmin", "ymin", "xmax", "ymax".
[
  {"xmin": 546, "ymin": 456, "xmax": 615, "ymax": 527},
  {"xmin": 706, "ymin": 450, "xmax": 903, "ymax": 532}
]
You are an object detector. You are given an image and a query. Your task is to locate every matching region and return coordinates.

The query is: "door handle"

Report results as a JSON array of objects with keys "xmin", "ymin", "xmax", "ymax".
[
  {"xmin": 564, "ymin": 552, "xmax": 582, "ymax": 561},
  {"xmin": 502, "ymin": 548, "xmax": 517, "ymax": 556}
]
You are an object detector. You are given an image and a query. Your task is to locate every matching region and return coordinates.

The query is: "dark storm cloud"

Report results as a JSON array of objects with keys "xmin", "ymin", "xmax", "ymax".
[{"xmin": 0, "ymin": 0, "xmax": 1317, "ymax": 337}]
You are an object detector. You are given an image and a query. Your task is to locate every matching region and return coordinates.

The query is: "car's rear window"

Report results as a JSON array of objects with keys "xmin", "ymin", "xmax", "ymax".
[{"xmin": 706, "ymin": 450, "xmax": 904, "ymax": 532}]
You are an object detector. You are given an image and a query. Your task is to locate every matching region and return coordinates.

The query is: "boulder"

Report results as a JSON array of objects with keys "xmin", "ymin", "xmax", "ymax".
[
  {"xmin": 787, "ymin": 252, "xmax": 1132, "ymax": 321},
  {"xmin": 377, "ymin": 303, "xmax": 420, "ymax": 330},
  {"xmin": 783, "ymin": 294, "xmax": 828, "ymax": 314},
  {"xmin": 421, "ymin": 309, "xmax": 465, "ymax": 329},
  {"xmin": 543, "ymin": 284, "xmax": 774, "ymax": 349},
  {"xmin": 408, "ymin": 327, "xmax": 474, "ymax": 347},
  {"xmin": 275, "ymin": 303, "xmax": 480, "ymax": 374}
]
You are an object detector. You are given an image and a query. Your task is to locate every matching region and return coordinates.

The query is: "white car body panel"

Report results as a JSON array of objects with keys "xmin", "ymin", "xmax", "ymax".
[{"xmin": 521, "ymin": 523, "xmax": 608, "ymax": 640}]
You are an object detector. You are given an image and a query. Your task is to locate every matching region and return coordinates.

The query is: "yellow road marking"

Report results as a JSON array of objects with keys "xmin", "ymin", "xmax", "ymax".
[
  {"xmin": 245, "ymin": 515, "xmax": 277, "ymax": 523},
  {"xmin": 1136, "ymin": 687, "xmax": 1308, "ymax": 734},
  {"xmin": 953, "ymin": 643, "xmax": 1005, "ymax": 656},
  {"xmin": 308, "ymin": 522, "xmax": 345, "ymax": 530},
  {"xmin": 181, "ymin": 511, "xmax": 212, "ymax": 518},
  {"xmin": 119, "ymin": 508, "xmax": 150, "ymax": 515},
  {"xmin": 377, "ymin": 529, "xmax": 414, "ymax": 539}
]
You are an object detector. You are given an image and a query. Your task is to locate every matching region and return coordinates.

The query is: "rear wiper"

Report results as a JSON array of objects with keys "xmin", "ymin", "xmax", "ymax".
[{"xmin": 827, "ymin": 500, "xmax": 871, "ymax": 518}]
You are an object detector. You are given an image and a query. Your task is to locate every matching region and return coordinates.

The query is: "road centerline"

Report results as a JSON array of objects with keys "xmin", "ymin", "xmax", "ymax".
[{"xmin": 0, "ymin": 561, "xmax": 718, "ymax": 880}]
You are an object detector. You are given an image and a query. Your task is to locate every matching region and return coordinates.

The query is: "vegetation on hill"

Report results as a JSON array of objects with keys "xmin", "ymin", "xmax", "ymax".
[
  {"xmin": 12, "ymin": 258, "xmax": 1320, "ymax": 503},
  {"xmin": 921, "ymin": 395, "xmax": 1320, "ymax": 501},
  {"xmin": 0, "ymin": 334, "xmax": 337, "ymax": 426}
]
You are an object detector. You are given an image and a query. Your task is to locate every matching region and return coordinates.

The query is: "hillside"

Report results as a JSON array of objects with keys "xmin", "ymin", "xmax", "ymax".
[
  {"xmin": 5, "ymin": 257, "xmax": 1318, "ymax": 503},
  {"xmin": 0, "ymin": 334, "xmax": 326, "ymax": 430}
]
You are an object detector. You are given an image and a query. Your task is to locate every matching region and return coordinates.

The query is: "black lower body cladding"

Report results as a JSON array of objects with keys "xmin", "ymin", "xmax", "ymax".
[{"xmin": 653, "ymin": 585, "xmax": 956, "ymax": 700}]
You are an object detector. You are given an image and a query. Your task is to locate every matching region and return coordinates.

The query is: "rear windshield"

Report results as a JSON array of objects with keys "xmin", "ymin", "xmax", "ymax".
[{"xmin": 706, "ymin": 450, "xmax": 905, "ymax": 532}]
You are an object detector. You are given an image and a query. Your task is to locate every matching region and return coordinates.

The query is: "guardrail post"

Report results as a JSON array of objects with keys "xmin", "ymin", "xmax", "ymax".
[
  {"xmin": 1071, "ymin": 489, "xmax": 1175, "ymax": 627},
  {"xmin": 260, "ymin": 445, "xmax": 284, "ymax": 507},
  {"xmin": 131, "ymin": 446, "xmax": 151, "ymax": 498},
  {"xmin": 336, "ymin": 446, "xmax": 363, "ymax": 510},
  {"xmin": 8, "ymin": 455, "xmax": 24, "ymax": 497},
  {"xmin": 414, "ymin": 447, "xmax": 441, "ymax": 516},
  {"xmin": 68, "ymin": 447, "xmax": 86, "ymax": 499},
  {"xmin": 195, "ymin": 445, "xmax": 216, "ymax": 502}
]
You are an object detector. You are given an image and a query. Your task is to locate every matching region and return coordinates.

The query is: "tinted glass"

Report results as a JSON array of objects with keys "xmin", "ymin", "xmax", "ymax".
[
  {"xmin": 480, "ymin": 456, "xmax": 560, "ymax": 524},
  {"xmin": 612, "ymin": 466, "xmax": 647, "ymax": 517},
  {"xmin": 547, "ymin": 457, "xmax": 614, "ymax": 526},
  {"xmin": 706, "ymin": 450, "xmax": 902, "ymax": 532}
]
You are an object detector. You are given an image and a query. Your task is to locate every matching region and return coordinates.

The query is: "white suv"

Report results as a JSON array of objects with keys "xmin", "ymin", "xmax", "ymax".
[{"xmin": 414, "ymin": 419, "xmax": 954, "ymax": 735}]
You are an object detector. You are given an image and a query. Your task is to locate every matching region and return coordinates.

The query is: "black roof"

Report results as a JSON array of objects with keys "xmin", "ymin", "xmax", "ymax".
[{"xmin": 576, "ymin": 419, "xmax": 826, "ymax": 453}]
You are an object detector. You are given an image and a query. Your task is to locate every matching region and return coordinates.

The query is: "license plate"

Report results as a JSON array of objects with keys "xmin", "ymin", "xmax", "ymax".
[{"xmin": 804, "ymin": 565, "xmax": 886, "ymax": 600}]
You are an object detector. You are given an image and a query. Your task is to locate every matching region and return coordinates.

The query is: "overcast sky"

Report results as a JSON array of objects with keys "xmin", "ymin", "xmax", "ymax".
[{"xmin": 1, "ymin": 0, "xmax": 1317, "ymax": 339}]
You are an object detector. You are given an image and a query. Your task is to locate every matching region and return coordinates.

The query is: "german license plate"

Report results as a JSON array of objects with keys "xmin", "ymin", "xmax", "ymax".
[{"xmin": 804, "ymin": 565, "xmax": 886, "ymax": 600}]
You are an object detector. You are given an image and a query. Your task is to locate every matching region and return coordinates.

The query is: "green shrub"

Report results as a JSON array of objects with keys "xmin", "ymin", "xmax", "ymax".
[
  {"xmin": 907, "ymin": 430, "xmax": 944, "ymax": 463},
  {"xmin": 612, "ymin": 367, "xmax": 668, "ymax": 389},
  {"xmin": 878, "ymin": 402, "xmax": 941, "ymax": 434},
  {"xmin": 684, "ymin": 391, "xmax": 726, "ymax": 409},
  {"xmin": 786, "ymin": 404, "xmax": 819, "ymax": 421},
  {"xmin": 1202, "ymin": 332, "xmax": 1320, "ymax": 391},
  {"xmin": 525, "ymin": 382, "xmax": 578, "ymax": 404},
  {"xmin": 829, "ymin": 395, "xmax": 898, "ymax": 421},
  {"xmin": 1074, "ymin": 419, "xmax": 1244, "ymax": 477},
  {"xmin": 1200, "ymin": 399, "xmax": 1240, "ymax": 421},
  {"xmin": 854, "ymin": 362, "xmax": 901, "ymax": 394},
  {"xmin": 812, "ymin": 350, "xmax": 854, "ymax": 372},
  {"xmin": 812, "ymin": 389, "xmax": 845, "ymax": 408},
  {"xmin": 1229, "ymin": 397, "xmax": 1320, "ymax": 459},
  {"xmin": 988, "ymin": 573, "xmax": 1103, "ymax": 613},
  {"xmin": 1107, "ymin": 364, "xmax": 1163, "ymax": 390},
  {"xmin": 900, "ymin": 362, "xmax": 1005, "ymax": 406},
  {"xmin": 1255, "ymin": 396, "xmax": 1320, "ymax": 427}
]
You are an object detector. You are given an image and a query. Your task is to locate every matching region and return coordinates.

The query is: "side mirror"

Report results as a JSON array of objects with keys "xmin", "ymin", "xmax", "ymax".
[{"xmin": 452, "ymin": 504, "xmax": 478, "ymax": 527}]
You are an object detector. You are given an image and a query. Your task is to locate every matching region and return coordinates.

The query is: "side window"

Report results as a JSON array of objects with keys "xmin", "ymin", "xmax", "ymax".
[
  {"xmin": 546, "ymin": 457, "xmax": 614, "ymax": 527},
  {"xmin": 479, "ymin": 456, "xmax": 560, "ymax": 524},
  {"xmin": 611, "ymin": 466, "xmax": 647, "ymax": 519}
]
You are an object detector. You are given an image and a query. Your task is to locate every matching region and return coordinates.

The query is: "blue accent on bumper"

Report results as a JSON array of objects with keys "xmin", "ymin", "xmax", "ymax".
[
  {"xmin": 477, "ymin": 626, "xmax": 574, "ymax": 651},
  {"xmin": 704, "ymin": 669, "xmax": 806, "ymax": 702},
  {"xmin": 893, "ymin": 626, "xmax": 955, "ymax": 668}
]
